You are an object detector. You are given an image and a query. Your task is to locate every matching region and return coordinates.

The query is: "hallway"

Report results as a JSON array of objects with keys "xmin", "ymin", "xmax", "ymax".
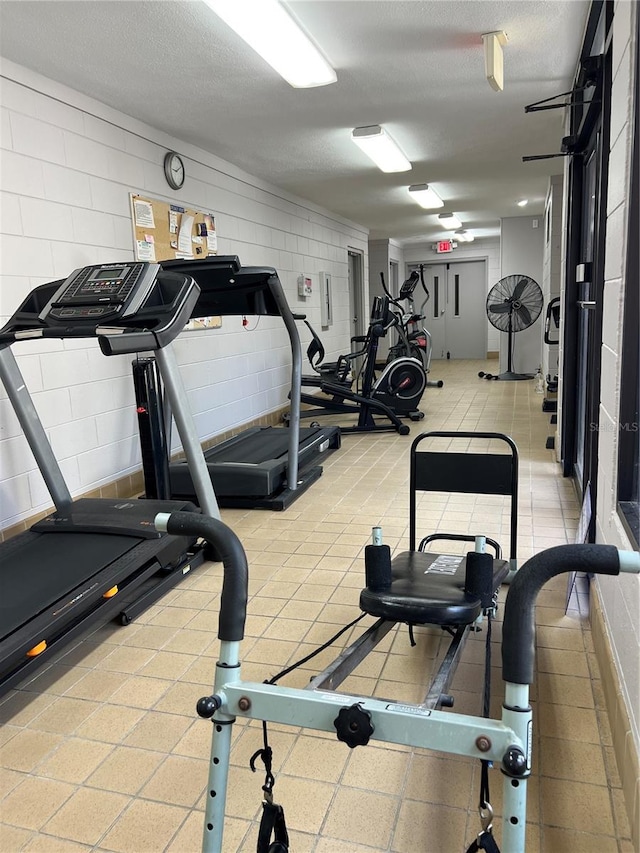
[{"xmin": 0, "ymin": 360, "xmax": 633, "ymax": 852}]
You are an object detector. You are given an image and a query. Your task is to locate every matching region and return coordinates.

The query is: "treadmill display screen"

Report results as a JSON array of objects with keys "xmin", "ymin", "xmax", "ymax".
[
  {"xmin": 90, "ymin": 267, "xmax": 128, "ymax": 281},
  {"xmin": 61, "ymin": 265, "xmax": 136, "ymax": 301}
]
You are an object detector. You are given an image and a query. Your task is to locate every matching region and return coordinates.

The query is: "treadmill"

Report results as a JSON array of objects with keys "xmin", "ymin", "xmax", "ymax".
[
  {"xmin": 0, "ymin": 261, "xmax": 219, "ymax": 695},
  {"xmin": 137, "ymin": 256, "xmax": 341, "ymax": 511}
]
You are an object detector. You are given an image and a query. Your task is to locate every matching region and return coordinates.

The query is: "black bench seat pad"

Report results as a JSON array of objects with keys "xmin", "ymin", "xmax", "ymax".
[{"xmin": 359, "ymin": 551, "xmax": 510, "ymax": 625}]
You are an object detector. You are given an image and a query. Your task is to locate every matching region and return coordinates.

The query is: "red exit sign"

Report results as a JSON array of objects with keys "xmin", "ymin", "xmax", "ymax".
[{"xmin": 436, "ymin": 240, "xmax": 453, "ymax": 253}]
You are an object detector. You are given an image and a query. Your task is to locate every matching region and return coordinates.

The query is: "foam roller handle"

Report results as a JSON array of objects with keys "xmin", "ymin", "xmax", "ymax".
[
  {"xmin": 365, "ymin": 544, "xmax": 392, "ymax": 591},
  {"xmin": 502, "ymin": 544, "xmax": 621, "ymax": 685},
  {"xmin": 465, "ymin": 550, "xmax": 495, "ymax": 609},
  {"xmin": 154, "ymin": 511, "xmax": 248, "ymax": 642}
]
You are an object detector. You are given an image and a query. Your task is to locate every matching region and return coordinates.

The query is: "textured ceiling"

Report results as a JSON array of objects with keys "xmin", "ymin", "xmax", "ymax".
[{"xmin": 0, "ymin": 0, "xmax": 589, "ymax": 242}]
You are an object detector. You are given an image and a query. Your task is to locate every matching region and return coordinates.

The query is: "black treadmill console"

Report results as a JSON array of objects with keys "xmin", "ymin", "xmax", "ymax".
[
  {"xmin": 0, "ymin": 262, "xmax": 200, "ymax": 354},
  {"xmin": 40, "ymin": 262, "xmax": 159, "ymax": 323}
]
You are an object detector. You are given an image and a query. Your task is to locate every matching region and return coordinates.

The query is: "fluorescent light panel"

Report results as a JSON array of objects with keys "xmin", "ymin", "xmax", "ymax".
[
  {"xmin": 408, "ymin": 183, "xmax": 444, "ymax": 209},
  {"xmin": 455, "ymin": 230, "xmax": 474, "ymax": 243},
  {"xmin": 517, "ymin": 199, "xmax": 529, "ymax": 207},
  {"xmin": 351, "ymin": 125, "xmax": 411, "ymax": 173},
  {"xmin": 203, "ymin": 0, "xmax": 336, "ymax": 88},
  {"xmin": 439, "ymin": 213, "xmax": 462, "ymax": 230}
]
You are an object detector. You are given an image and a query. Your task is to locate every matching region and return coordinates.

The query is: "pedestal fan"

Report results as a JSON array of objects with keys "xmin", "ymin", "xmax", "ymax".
[{"xmin": 480, "ymin": 275, "xmax": 544, "ymax": 381}]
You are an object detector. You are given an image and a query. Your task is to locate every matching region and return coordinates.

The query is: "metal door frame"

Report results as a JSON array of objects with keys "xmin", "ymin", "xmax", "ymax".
[
  {"xmin": 560, "ymin": 0, "xmax": 613, "ymax": 541},
  {"xmin": 348, "ymin": 248, "xmax": 366, "ymax": 343}
]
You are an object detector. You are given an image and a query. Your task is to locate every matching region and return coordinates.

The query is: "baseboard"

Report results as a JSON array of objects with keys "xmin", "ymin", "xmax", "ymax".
[{"xmin": 590, "ymin": 587, "xmax": 639, "ymax": 849}]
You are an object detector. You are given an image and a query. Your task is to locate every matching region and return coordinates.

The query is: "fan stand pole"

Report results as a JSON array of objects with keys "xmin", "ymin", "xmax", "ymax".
[{"xmin": 496, "ymin": 309, "xmax": 535, "ymax": 381}]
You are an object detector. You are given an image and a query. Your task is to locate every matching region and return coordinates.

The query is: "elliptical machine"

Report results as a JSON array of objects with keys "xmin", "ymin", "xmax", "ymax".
[
  {"xmin": 380, "ymin": 265, "xmax": 444, "ymax": 388},
  {"xmin": 368, "ymin": 302, "xmax": 426, "ymax": 421},
  {"xmin": 295, "ymin": 296, "xmax": 425, "ymax": 433}
]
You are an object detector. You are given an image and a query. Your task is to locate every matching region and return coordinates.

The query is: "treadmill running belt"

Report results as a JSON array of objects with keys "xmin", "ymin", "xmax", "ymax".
[
  {"xmin": 204, "ymin": 427, "xmax": 322, "ymax": 465},
  {"xmin": 0, "ymin": 532, "xmax": 139, "ymax": 640}
]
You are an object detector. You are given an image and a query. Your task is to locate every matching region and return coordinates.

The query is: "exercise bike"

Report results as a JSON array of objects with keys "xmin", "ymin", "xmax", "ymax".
[
  {"xmin": 295, "ymin": 296, "xmax": 425, "ymax": 433},
  {"xmin": 380, "ymin": 264, "xmax": 444, "ymax": 388}
]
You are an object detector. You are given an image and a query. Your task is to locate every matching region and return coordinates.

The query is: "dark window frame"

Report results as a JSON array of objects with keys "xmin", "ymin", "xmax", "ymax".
[
  {"xmin": 560, "ymin": 0, "xmax": 614, "ymax": 543},
  {"xmin": 617, "ymin": 6, "xmax": 640, "ymax": 547}
]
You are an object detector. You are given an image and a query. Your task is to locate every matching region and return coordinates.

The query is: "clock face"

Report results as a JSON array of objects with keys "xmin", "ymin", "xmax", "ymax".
[{"xmin": 164, "ymin": 152, "xmax": 185, "ymax": 190}]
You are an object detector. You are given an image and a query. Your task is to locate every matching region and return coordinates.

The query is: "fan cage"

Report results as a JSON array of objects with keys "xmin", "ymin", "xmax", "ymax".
[{"xmin": 486, "ymin": 275, "xmax": 544, "ymax": 333}]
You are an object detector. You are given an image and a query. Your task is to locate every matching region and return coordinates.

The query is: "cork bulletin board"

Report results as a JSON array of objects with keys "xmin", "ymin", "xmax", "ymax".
[{"xmin": 130, "ymin": 193, "xmax": 221, "ymax": 329}]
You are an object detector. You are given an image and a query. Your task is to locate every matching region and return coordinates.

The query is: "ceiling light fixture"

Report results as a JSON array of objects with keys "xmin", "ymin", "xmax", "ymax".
[
  {"xmin": 455, "ymin": 229, "xmax": 474, "ymax": 243},
  {"xmin": 482, "ymin": 30, "xmax": 508, "ymax": 92},
  {"xmin": 351, "ymin": 126, "xmax": 412, "ymax": 173},
  {"xmin": 438, "ymin": 212, "xmax": 463, "ymax": 231},
  {"xmin": 517, "ymin": 199, "xmax": 529, "ymax": 207},
  {"xmin": 408, "ymin": 183, "xmax": 444, "ymax": 209},
  {"xmin": 203, "ymin": 0, "xmax": 337, "ymax": 88}
]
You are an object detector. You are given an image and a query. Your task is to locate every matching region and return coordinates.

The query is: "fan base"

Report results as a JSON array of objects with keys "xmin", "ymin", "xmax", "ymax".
[{"xmin": 494, "ymin": 371, "xmax": 535, "ymax": 381}]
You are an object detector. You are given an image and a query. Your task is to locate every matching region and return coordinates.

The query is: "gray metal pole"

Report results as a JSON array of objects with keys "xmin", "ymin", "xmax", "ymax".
[
  {"xmin": 201, "ymin": 640, "xmax": 240, "ymax": 853},
  {"xmin": 0, "ymin": 346, "xmax": 72, "ymax": 511},
  {"xmin": 155, "ymin": 346, "xmax": 220, "ymax": 520},
  {"xmin": 501, "ymin": 682, "xmax": 530, "ymax": 853},
  {"xmin": 268, "ymin": 275, "xmax": 300, "ymax": 492}
]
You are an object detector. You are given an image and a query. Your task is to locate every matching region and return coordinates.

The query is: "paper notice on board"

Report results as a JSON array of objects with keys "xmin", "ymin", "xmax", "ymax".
[
  {"xmin": 178, "ymin": 213, "xmax": 194, "ymax": 254},
  {"xmin": 136, "ymin": 240, "xmax": 156, "ymax": 262},
  {"xmin": 203, "ymin": 214, "xmax": 217, "ymax": 254},
  {"xmin": 133, "ymin": 199, "xmax": 155, "ymax": 228}
]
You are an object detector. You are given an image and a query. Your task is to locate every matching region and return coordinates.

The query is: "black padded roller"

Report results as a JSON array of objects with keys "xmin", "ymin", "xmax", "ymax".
[
  {"xmin": 365, "ymin": 544, "xmax": 392, "ymax": 591},
  {"xmin": 162, "ymin": 511, "xmax": 248, "ymax": 642},
  {"xmin": 502, "ymin": 544, "xmax": 620, "ymax": 685},
  {"xmin": 464, "ymin": 550, "xmax": 495, "ymax": 609}
]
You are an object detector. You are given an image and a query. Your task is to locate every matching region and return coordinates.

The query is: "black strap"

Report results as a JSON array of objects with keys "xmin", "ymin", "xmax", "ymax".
[
  {"xmin": 257, "ymin": 801, "xmax": 289, "ymax": 853},
  {"xmin": 249, "ymin": 721, "xmax": 275, "ymax": 795},
  {"xmin": 465, "ymin": 829, "xmax": 501, "ymax": 853},
  {"xmin": 251, "ymin": 721, "xmax": 289, "ymax": 853},
  {"xmin": 464, "ymin": 612, "xmax": 501, "ymax": 853}
]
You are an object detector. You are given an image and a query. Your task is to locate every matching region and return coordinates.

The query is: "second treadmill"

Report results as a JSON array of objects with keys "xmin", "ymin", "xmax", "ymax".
[{"xmin": 138, "ymin": 256, "xmax": 341, "ymax": 510}]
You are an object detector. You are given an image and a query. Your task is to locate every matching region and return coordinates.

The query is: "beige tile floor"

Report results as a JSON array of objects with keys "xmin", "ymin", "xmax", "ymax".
[{"xmin": 0, "ymin": 360, "xmax": 633, "ymax": 852}]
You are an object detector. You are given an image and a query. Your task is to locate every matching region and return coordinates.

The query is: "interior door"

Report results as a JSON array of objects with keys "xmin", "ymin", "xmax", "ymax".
[
  {"xmin": 422, "ymin": 264, "xmax": 446, "ymax": 358},
  {"xmin": 419, "ymin": 261, "xmax": 487, "ymax": 359},
  {"xmin": 347, "ymin": 249, "xmax": 365, "ymax": 347},
  {"xmin": 444, "ymin": 261, "xmax": 487, "ymax": 358}
]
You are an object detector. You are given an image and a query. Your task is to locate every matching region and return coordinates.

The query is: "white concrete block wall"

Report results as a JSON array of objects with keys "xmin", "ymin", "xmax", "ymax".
[
  {"xmin": 0, "ymin": 59, "xmax": 367, "ymax": 530},
  {"xmin": 403, "ymin": 238, "xmax": 501, "ymax": 354},
  {"xmin": 592, "ymin": 0, "xmax": 639, "ymax": 751}
]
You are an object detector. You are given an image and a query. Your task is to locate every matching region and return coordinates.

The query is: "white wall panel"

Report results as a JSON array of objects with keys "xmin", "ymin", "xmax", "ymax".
[
  {"xmin": 1, "ymin": 108, "xmax": 13, "ymax": 149},
  {"xmin": 42, "ymin": 161, "xmax": 93, "ymax": 207},
  {"xmin": 1, "ymin": 193, "xmax": 22, "ymax": 236},
  {"xmin": 10, "ymin": 112, "xmax": 66, "ymax": 165}
]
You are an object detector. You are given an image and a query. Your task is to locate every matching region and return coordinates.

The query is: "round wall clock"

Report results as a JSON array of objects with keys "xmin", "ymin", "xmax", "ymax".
[{"xmin": 163, "ymin": 151, "xmax": 185, "ymax": 190}]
